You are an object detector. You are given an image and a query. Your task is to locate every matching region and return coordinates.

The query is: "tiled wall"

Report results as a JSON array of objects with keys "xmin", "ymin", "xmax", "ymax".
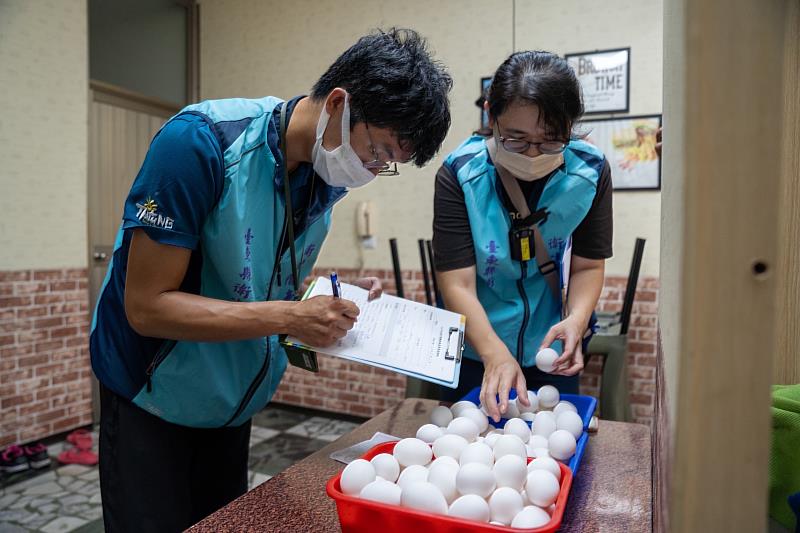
[
  {"xmin": 0, "ymin": 270, "xmax": 93, "ymax": 448},
  {"xmin": 274, "ymin": 268, "xmax": 659, "ymax": 426}
]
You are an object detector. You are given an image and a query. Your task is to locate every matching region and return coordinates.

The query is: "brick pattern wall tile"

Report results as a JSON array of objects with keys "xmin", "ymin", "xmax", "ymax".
[
  {"xmin": 274, "ymin": 268, "xmax": 659, "ymax": 426},
  {"xmin": 0, "ymin": 269, "xmax": 93, "ymax": 447}
]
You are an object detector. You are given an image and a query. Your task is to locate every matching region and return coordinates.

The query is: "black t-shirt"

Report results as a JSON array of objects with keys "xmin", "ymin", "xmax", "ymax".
[{"xmin": 432, "ymin": 158, "xmax": 613, "ymax": 272}]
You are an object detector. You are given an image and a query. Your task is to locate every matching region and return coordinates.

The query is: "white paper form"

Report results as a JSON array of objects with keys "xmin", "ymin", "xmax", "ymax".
[{"xmin": 283, "ymin": 277, "xmax": 464, "ymax": 386}]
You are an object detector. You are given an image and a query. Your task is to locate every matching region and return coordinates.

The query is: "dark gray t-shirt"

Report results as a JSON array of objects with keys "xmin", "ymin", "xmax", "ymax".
[{"xmin": 432, "ymin": 159, "xmax": 613, "ymax": 272}]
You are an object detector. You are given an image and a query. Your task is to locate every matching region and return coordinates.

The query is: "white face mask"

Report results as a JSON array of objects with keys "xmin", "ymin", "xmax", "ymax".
[
  {"xmin": 311, "ymin": 94, "xmax": 377, "ymax": 189},
  {"xmin": 488, "ymin": 130, "xmax": 564, "ymax": 182}
]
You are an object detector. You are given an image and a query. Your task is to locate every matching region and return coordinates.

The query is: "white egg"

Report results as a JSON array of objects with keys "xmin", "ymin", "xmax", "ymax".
[
  {"xmin": 511, "ymin": 505, "xmax": 551, "ymax": 528},
  {"xmin": 489, "ymin": 487, "xmax": 525, "ymax": 525},
  {"xmin": 428, "ymin": 460, "xmax": 459, "ymax": 503},
  {"xmin": 359, "ymin": 479, "xmax": 402, "ymax": 505},
  {"xmin": 535, "ymin": 348, "xmax": 559, "ymax": 373},
  {"xmin": 446, "ymin": 417, "xmax": 480, "ymax": 443},
  {"xmin": 528, "ymin": 434, "xmax": 549, "ymax": 450},
  {"xmin": 397, "ymin": 464, "xmax": 429, "ymax": 490},
  {"xmin": 461, "ymin": 407, "xmax": 490, "ymax": 434},
  {"xmin": 548, "ymin": 430, "xmax": 577, "ymax": 461},
  {"xmin": 431, "ymin": 405, "xmax": 454, "ymax": 427},
  {"xmin": 393, "ymin": 438, "xmax": 433, "ymax": 468},
  {"xmin": 504, "ymin": 418, "xmax": 531, "ymax": 444},
  {"xmin": 450, "ymin": 400, "xmax": 478, "ymax": 418},
  {"xmin": 459, "ymin": 441, "xmax": 494, "ymax": 467},
  {"xmin": 370, "ymin": 453, "xmax": 400, "ymax": 483},
  {"xmin": 448, "ymin": 494, "xmax": 491, "ymax": 522},
  {"xmin": 505, "ymin": 399, "xmax": 521, "ymax": 419},
  {"xmin": 484, "ymin": 432, "xmax": 502, "ymax": 449},
  {"xmin": 520, "ymin": 412, "xmax": 536, "ymax": 422},
  {"xmin": 531, "ymin": 447, "xmax": 550, "ymax": 459},
  {"xmin": 455, "ymin": 462, "xmax": 496, "ymax": 498},
  {"xmin": 340, "ymin": 459, "xmax": 376, "ymax": 496},
  {"xmin": 553, "ymin": 400, "xmax": 578, "ymax": 417},
  {"xmin": 493, "ymin": 434, "xmax": 527, "ymax": 461},
  {"xmin": 400, "ymin": 481, "xmax": 448, "ymax": 515},
  {"xmin": 493, "ymin": 454, "xmax": 527, "ymax": 491},
  {"xmin": 416, "ymin": 423, "xmax": 445, "ymax": 443},
  {"xmin": 527, "ymin": 456, "xmax": 562, "ymax": 481},
  {"xmin": 517, "ymin": 390, "xmax": 539, "ymax": 414},
  {"xmin": 556, "ymin": 410, "xmax": 584, "ymax": 440},
  {"xmin": 432, "ymin": 434, "xmax": 469, "ymax": 460},
  {"xmin": 537, "ymin": 385, "xmax": 560, "ymax": 409},
  {"xmin": 429, "ymin": 455, "xmax": 460, "ymax": 473},
  {"xmin": 525, "ymin": 469, "xmax": 560, "ymax": 507},
  {"xmin": 490, "ymin": 521, "xmax": 505, "ymax": 525},
  {"xmin": 531, "ymin": 411, "xmax": 557, "ymax": 438}
]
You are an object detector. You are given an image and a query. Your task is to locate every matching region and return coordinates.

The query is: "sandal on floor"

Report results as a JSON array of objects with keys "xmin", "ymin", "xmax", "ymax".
[
  {"xmin": 57, "ymin": 447, "xmax": 98, "ymax": 466},
  {"xmin": 66, "ymin": 428, "xmax": 93, "ymax": 450}
]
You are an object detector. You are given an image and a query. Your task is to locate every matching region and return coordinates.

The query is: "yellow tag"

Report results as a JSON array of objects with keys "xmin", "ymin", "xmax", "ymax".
[{"xmin": 521, "ymin": 236, "xmax": 531, "ymax": 261}]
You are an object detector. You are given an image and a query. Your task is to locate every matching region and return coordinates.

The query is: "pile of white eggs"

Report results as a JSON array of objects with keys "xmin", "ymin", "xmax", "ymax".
[{"xmin": 338, "ymin": 386, "xmax": 584, "ymax": 529}]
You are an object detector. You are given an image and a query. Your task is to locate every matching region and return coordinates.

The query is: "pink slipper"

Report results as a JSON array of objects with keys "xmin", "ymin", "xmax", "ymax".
[
  {"xmin": 66, "ymin": 429, "xmax": 93, "ymax": 450},
  {"xmin": 58, "ymin": 447, "xmax": 98, "ymax": 466}
]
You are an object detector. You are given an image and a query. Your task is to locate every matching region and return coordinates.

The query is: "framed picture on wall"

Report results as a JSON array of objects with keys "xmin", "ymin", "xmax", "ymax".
[
  {"xmin": 480, "ymin": 76, "xmax": 492, "ymax": 129},
  {"xmin": 579, "ymin": 114, "xmax": 662, "ymax": 191},
  {"xmin": 565, "ymin": 47, "xmax": 630, "ymax": 115}
]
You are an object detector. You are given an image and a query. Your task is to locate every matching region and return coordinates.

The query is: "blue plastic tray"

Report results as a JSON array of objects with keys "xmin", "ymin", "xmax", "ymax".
[{"xmin": 460, "ymin": 386, "xmax": 597, "ymax": 475}]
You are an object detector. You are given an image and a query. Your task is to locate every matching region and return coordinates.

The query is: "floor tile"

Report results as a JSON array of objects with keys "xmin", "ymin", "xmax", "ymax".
[
  {"xmin": 249, "ymin": 425, "xmax": 280, "ymax": 447},
  {"xmin": 40, "ymin": 516, "xmax": 87, "ymax": 533},
  {"xmin": 247, "ymin": 470, "xmax": 272, "ymax": 490},
  {"xmin": 251, "ymin": 406, "xmax": 311, "ymax": 431},
  {"xmin": 248, "ymin": 433, "xmax": 329, "ymax": 477},
  {"xmin": 284, "ymin": 416, "xmax": 359, "ymax": 442}
]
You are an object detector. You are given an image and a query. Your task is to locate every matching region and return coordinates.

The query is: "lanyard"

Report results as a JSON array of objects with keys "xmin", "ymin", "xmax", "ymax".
[{"xmin": 279, "ymin": 103, "xmax": 300, "ymax": 297}]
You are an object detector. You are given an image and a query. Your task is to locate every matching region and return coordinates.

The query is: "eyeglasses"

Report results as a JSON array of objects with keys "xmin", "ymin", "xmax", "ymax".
[
  {"xmin": 362, "ymin": 119, "xmax": 400, "ymax": 177},
  {"xmin": 496, "ymin": 118, "xmax": 567, "ymax": 155}
]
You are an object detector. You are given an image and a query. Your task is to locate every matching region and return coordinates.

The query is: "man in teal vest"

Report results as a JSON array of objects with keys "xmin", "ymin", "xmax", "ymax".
[{"xmin": 90, "ymin": 28, "xmax": 452, "ymax": 532}]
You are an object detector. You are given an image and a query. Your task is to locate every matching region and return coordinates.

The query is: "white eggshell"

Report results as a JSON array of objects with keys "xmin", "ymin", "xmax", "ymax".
[
  {"xmin": 484, "ymin": 432, "xmax": 502, "ymax": 449},
  {"xmin": 400, "ymin": 481, "xmax": 448, "ymax": 515},
  {"xmin": 493, "ymin": 454, "xmax": 527, "ymax": 491},
  {"xmin": 455, "ymin": 462, "xmax": 496, "ymax": 498},
  {"xmin": 416, "ymin": 423, "xmax": 445, "ymax": 443},
  {"xmin": 461, "ymin": 407, "xmax": 490, "ymax": 434},
  {"xmin": 511, "ymin": 505, "xmax": 551, "ymax": 528},
  {"xmin": 537, "ymin": 385, "xmax": 560, "ymax": 409},
  {"xmin": 489, "ymin": 487, "xmax": 525, "ymax": 525},
  {"xmin": 429, "ymin": 455, "xmax": 460, "ymax": 473},
  {"xmin": 432, "ymin": 434, "xmax": 469, "ymax": 461},
  {"xmin": 529, "ymin": 434, "xmax": 549, "ymax": 450},
  {"xmin": 492, "ymin": 434, "xmax": 527, "ymax": 461},
  {"xmin": 340, "ymin": 459, "xmax": 376, "ymax": 496},
  {"xmin": 428, "ymin": 460, "xmax": 459, "ymax": 503},
  {"xmin": 431, "ymin": 405, "xmax": 454, "ymax": 427},
  {"xmin": 504, "ymin": 418, "xmax": 531, "ymax": 444},
  {"xmin": 531, "ymin": 411, "xmax": 557, "ymax": 438},
  {"xmin": 359, "ymin": 479, "xmax": 402, "ymax": 505},
  {"xmin": 393, "ymin": 438, "xmax": 433, "ymax": 468},
  {"xmin": 548, "ymin": 430, "xmax": 577, "ymax": 461},
  {"xmin": 556, "ymin": 410, "xmax": 584, "ymax": 440},
  {"xmin": 370, "ymin": 453, "xmax": 400, "ymax": 483},
  {"xmin": 459, "ymin": 441, "xmax": 494, "ymax": 467},
  {"xmin": 535, "ymin": 348, "xmax": 559, "ymax": 373},
  {"xmin": 450, "ymin": 400, "xmax": 479, "ymax": 418},
  {"xmin": 531, "ymin": 447, "xmax": 551, "ymax": 459},
  {"xmin": 552, "ymin": 401, "xmax": 578, "ymax": 417},
  {"xmin": 525, "ymin": 469, "xmax": 560, "ymax": 507},
  {"xmin": 448, "ymin": 494, "xmax": 491, "ymax": 522},
  {"xmin": 527, "ymin": 456, "xmax": 562, "ymax": 481},
  {"xmin": 520, "ymin": 412, "xmax": 536, "ymax": 422},
  {"xmin": 446, "ymin": 417, "xmax": 480, "ymax": 443},
  {"xmin": 505, "ymin": 399, "xmax": 521, "ymax": 419},
  {"xmin": 517, "ymin": 390, "xmax": 539, "ymax": 414},
  {"xmin": 397, "ymin": 464, "xmax": 429, "ymax": 490}
]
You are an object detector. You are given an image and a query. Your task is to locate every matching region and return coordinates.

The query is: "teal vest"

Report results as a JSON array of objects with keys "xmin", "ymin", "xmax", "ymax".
[
  {"xmin": 127, "ymin": 97, "xmax": 335, "ymax": 427},
  {"xmin": 447, "ymin": 136, "xmax": 603, "ymax": 367}
]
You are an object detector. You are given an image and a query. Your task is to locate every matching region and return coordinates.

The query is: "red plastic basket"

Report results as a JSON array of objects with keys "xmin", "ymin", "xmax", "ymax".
[{"xmin": 326, "ymin": 441, "xmax": 573, "ymax": 533}]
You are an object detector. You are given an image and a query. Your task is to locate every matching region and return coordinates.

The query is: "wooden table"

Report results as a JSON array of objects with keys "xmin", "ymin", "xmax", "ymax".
[{"xmin": 190, "ymin": 399, "xmax": 652, "ymax": 532}]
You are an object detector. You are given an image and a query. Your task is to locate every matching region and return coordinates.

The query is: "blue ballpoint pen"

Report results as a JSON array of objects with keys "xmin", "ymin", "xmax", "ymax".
[{"xmin": 330, "ymin": 271, "xmax": 340, "ymax": 298}]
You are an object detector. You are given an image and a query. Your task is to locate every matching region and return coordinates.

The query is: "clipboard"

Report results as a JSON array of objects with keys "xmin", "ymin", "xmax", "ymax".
[{"xmin": 281, "ymin": 277, "xmax": 465, "ymax": 388}]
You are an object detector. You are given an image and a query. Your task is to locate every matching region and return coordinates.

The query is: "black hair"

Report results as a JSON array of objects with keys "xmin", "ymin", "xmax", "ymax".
[
  {"xmin": 487, "ymin": 51, "xmax": 583, "ymax": 141},
  {"xmin": 311, "ymin": 28, "xmax": 452, "ymax": 167}
]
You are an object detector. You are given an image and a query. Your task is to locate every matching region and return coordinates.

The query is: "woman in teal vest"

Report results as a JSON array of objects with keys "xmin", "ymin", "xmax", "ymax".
[{"xmin": 433, "ymin": 51, "xmax": 613, "ymax": 422}]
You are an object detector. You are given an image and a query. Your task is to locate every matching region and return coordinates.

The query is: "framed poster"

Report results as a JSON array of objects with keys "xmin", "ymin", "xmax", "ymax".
[
  {"xmin": 480, "ymin": 76, "xmax": 492, "ymax": 129},
  {"xmin": 580, "ymin": 114, "xmax": 661, "ymax": 191},
  {"xmin": 565, "ymin": 48, "xmax": 630, "ymax": 115}
]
